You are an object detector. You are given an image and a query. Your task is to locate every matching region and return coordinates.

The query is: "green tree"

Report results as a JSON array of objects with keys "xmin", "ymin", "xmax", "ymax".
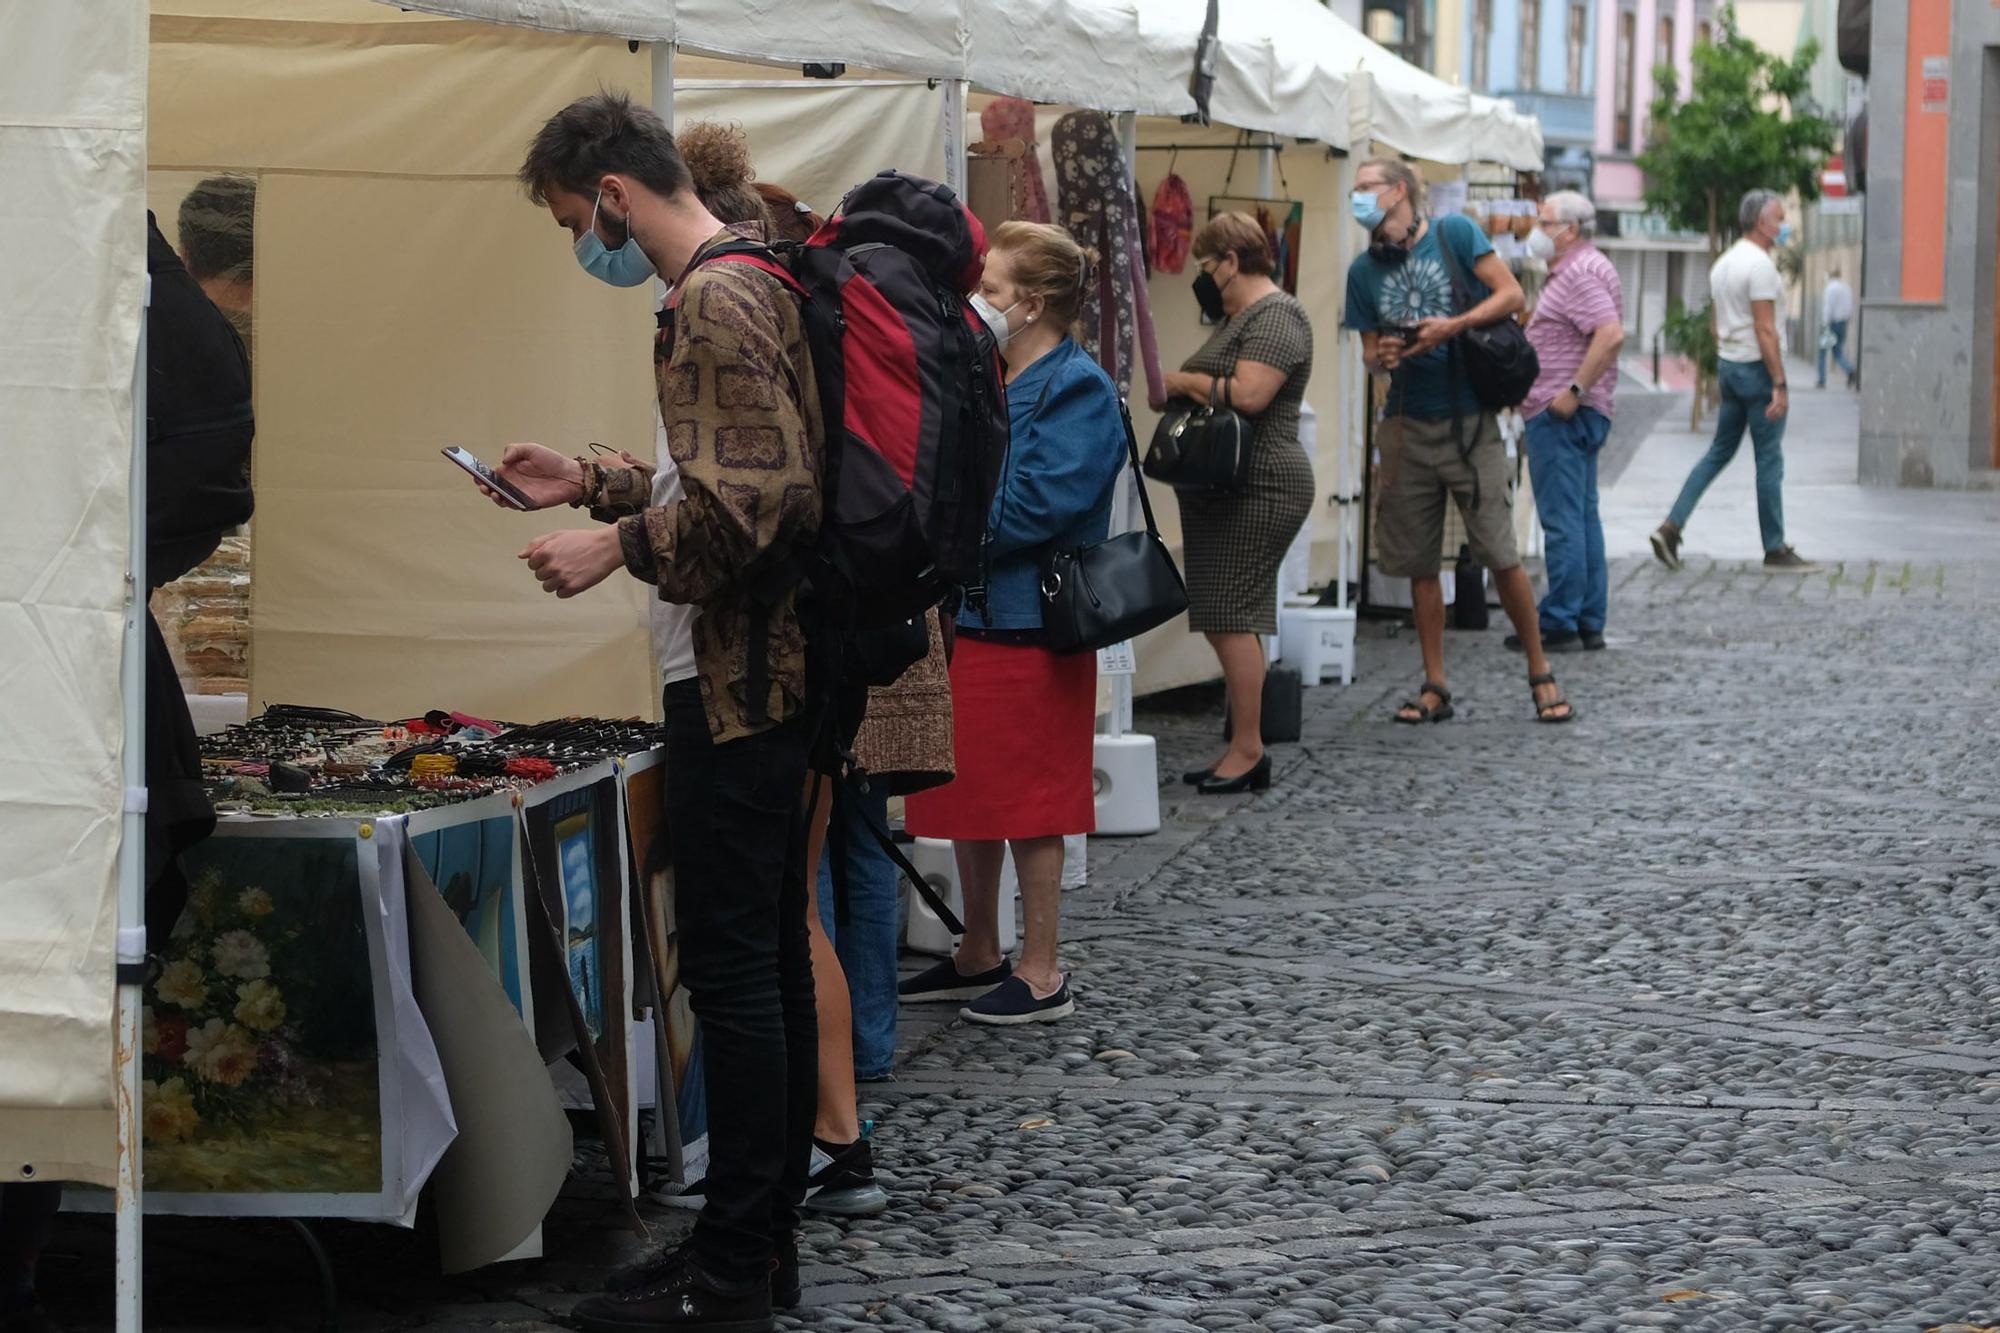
[
  {"xmin": 1639, "ymin": 6, "xmax": 1838, "ymax": 259},
  {"xmin": 1637, "ymin": 7, "xmax": 1837, "ymax": 418}
]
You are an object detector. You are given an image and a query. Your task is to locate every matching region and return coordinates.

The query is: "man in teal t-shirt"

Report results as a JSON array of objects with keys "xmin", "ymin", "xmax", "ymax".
[
  {"xmin": 1342, "ymin": 157, "xmax": 1576, "ymax": 727},
  {"xmin": 1344, "ymin": 205, "xmax": 1493, "ymax": 420}
]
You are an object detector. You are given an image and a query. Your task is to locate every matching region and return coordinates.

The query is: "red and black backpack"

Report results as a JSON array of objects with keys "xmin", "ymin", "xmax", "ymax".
[{"xmin": 695, "ymin": 171, "xmax": 1009, "ymax": 692}]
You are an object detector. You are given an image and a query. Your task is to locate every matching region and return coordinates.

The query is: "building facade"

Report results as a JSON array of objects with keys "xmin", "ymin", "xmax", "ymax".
[
  {"xmin": 1858, "ymin": 0, "xmax": 1999, "ymax": 484},
  {"xmin": 1475, "ymin": 0, "xmax": 1602, "ymax": 190}
]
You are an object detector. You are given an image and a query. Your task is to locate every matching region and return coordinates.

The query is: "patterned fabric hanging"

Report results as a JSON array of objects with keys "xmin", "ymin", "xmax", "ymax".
[
  {"xmin": 1150, "ymin": 172, "xmax": 1194, "ymax": 274},
  {"xmin": 978, "ymin": 96, "xmax": 1051, "ymax": 224},
  {"xmin": 1051, "ymin": 110, "xmax": 1165, "ymax": 409}
]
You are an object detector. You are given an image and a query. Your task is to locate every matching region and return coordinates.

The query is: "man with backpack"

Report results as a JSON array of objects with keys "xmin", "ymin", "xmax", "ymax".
[
  {"xmin": 492, "ymin": 95, "xmax": 1003, "ymax": 1332},
  {"xmin": 1342, "ymin": 157, "xmax": 1575, "ymax": 725},
  {"xmin": 496, "ymin": 93, "xmax": 826, "ymax": 1332}
]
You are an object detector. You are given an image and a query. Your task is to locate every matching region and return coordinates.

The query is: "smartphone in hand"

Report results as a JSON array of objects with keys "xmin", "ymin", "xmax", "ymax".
[{"xmin": 441, "ymin": 446, "xmax": 533, "ymax": 510}]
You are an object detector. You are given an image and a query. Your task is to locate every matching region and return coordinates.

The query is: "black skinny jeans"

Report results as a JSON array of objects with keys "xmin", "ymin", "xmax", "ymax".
[{"xmin": 663, "ymin": 680, "xmax": 817, "ymax": 1284}]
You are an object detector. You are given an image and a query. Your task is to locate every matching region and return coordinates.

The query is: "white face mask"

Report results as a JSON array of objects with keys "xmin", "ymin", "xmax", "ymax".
[
  {"xmin": 1526, "ymin": 227, "xmax": 1558, "ymax": 261},
  {"xmin": 969, "ymin": 292, "xmax": 1023, "ymax": 349}
]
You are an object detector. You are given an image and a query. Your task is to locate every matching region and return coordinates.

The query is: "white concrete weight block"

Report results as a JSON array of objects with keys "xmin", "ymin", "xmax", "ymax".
[
  {"xmin": 902, "ymin": 836, "xmax": 1017, "ymax": 958},
  {"xmin": 1063, "ymin": 833, "xmax": 1088, "ymax": 889},
  {"xmin": 1278, "ymin": 605, "xmax": 1358, "ymax": 686},
  {"xmin": 1092, "ymin": 733, "xmax": 1161, "ymax": 836}
]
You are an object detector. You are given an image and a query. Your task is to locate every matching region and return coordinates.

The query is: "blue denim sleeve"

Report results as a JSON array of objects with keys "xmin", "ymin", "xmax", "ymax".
[{"xmin": 986, "ymin": 365, "xmax": 1126, "ymax": 560}]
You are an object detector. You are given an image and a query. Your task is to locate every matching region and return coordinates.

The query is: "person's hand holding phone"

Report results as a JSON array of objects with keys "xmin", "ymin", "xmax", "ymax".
[
  {"xmin": 1376, "ymin": 332, "xmax": 1407, "ymax": 372},
  {"xmin": 479, "ymin": 443, "xmax": 584, "ymax": 511}
]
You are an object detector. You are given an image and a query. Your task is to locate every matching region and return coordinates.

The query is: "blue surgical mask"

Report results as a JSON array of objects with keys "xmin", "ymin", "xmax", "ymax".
[
  {"xmin": 1774, "ymin": 222, "xmax": 1793, "ymax": 247},
  {"xmin": 574, "ymin": 190, "xmax": 656, "ymax": 288},
  {"xmin": 1350, "ymin": 190, "xmax": 1387, "ymax": 231}
]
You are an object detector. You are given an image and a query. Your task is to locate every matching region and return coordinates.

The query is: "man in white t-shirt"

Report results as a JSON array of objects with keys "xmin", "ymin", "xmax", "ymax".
[
  {"xmin": 1818, "ymin": 267, "xmax": 1858, "ymax": 390},
  {"xmin": 1651, "ymin": 189, "xmax": 1820, "ymax": 573}
]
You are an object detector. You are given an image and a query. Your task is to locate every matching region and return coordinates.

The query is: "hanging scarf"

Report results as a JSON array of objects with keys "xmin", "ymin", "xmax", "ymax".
[
  {"xmin": 978, "ymin": 96, "xmax": 1051, "ymax": 224},
  {"xmin": 1150, "ymin": 172, "xmax": 1193, "ymax": 274},
  {"xmin": 1051, "ymin": 110, "xmax": 1165, "ymax": 410}
]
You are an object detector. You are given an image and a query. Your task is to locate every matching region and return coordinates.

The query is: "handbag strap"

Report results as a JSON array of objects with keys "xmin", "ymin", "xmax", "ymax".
[
  {"xmin": 1117, "ymin": 402, "xmax": 1166, "ymax": 541},
  {"xmin": 1436, "ymin": 215, "xmax": 1475, "ymax": 318}
]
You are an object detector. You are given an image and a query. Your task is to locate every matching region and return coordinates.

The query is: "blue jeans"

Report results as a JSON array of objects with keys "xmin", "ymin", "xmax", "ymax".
[
  {"xmin": 1817, "ymin": 318, "xmax": 1856, "ymax": 386},
  {"xmin": 1525, "ymin": 406, "xmax": 1610, "ymax": 634},
  {"xmin": 815, "ymin": 781, "xmax": 900, "ymax": 1080},
  {"xmin": 1667, "ymin": 358, "xmax": 1788, "ymax": 553}
]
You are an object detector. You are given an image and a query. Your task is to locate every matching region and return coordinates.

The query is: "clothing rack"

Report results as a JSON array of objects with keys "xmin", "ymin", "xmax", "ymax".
[{"xmin": 1135, "ymin": 142, "xmax": 1281, "ymax": 151}]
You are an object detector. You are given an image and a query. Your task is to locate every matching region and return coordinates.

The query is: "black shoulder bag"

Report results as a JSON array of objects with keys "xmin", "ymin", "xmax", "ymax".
[
  {"xmin": 1142, "ymin": 340, "xmax": 1254, "ymax": 494},
  {"xmin": 1041, "ymin": 403, "xmax": 1190, "ymax": 654},
  {"xmin": 1437, "ymin": 220, "xmax": 1539, "ymax": 411}
]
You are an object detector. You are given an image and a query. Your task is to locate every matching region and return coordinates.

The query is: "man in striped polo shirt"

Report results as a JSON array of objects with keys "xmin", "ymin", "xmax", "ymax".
[{"xmin": 1516, "ymin": 190, "xmax": 1625, "ymax": 653}]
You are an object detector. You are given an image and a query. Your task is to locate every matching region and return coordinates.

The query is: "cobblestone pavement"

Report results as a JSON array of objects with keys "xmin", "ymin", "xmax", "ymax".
[{"xmin": 42, "ymin": 552, "xmax": 2000, "ymax": 1331}]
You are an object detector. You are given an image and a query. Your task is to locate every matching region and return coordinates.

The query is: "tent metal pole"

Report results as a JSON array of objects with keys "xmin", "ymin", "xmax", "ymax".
[
  {"xmin": 1109, "ymin": 111, "xmax": 1140, "ymax": 738},
  {"xmin": 651, "ymin": 41, "xmax": 676, "ymax": 130},
  {"xmin": 1335, "ymin": 149, "xmax": 1359, "ymax": 612},
  {"xmin": 114, "ymin": 271, "xmax": 152, "ymax": 1333},
  {"xmin": 941, "ymin": 79, "xmax": 966, "ymax": 196}
]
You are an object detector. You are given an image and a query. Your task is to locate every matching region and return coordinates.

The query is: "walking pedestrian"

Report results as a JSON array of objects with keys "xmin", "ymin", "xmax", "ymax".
[
  {"xmin": 496, "ymin": 92, "xmax": 823, "ymax": 1331},
  {"xmin": 1651, "ymin": 190, "xmax": 1821, "ymax": 574},
  {"xmin": 1515, "ymin": 190, "xmax": 1624, "ymax": 653},
  {"xmin": 1342, "ymin": 158, "xmax": 1576, "ymax": 725},
  {"xmin": 1165, "ymin": 212, "xmax": 1316, "ymax": 794},
  {"xmin": 1818, "ymin": 266, "xmax": 1857, "ymax": 390}
]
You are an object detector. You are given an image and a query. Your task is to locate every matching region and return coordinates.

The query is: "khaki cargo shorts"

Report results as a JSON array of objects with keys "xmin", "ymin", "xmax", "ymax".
[{"xmin": 1374, "ymin": 410, "xmax": 1520, "ymax": 579}]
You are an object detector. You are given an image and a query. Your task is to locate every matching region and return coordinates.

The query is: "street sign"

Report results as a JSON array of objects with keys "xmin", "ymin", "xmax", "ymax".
[{"xmin": 1097, "ymin": 641, "xmax": 1137, "ymax": 676}]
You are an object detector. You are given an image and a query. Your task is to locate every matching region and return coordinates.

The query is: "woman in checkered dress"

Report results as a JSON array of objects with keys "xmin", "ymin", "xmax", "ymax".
[{"xmin": 1163, "ymin": 212, "xmax": 1316, "ymax": 794}]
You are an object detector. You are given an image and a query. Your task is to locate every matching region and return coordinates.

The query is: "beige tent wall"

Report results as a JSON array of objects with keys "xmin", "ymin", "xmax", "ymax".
[
  {"xmin": 1127, "ymin": 122, "xmax": 1349, "ymax": 698},
  {"xmin": 968, "ymin": 99, "xmax": 1350, "ymax": 698},
  {"xmin": 0, "ymin": 0, "xmax": 148, "ymax": 1188},
  {"xmin": 149, "ymin": 5, "xmax": 950, "ymax": 721}
]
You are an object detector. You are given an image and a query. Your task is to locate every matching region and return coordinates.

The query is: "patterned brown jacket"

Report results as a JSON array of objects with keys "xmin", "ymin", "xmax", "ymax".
[{"xmin": 576, "ymin": 226, "xmax": 823, "ymax": 744}]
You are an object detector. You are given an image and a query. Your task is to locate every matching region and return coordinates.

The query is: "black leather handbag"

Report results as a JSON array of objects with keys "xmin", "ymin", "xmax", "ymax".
[
  {"xmin": 1142, "ymin": 373, "xmax": 1253, "ymax": 493},
  {"xmin": 1041, "ymin": 405, "xmax": 1190, "ymax": 655},
  {"xmin": 1438, "ymin": 222, "xmax": 1540, "ymax": 410}
]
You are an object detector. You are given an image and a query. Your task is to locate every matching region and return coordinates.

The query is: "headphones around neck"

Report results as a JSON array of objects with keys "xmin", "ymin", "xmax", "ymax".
[{"xmin": 1369, "ymin": 216, "xmax": 1422, "ymax": 267}]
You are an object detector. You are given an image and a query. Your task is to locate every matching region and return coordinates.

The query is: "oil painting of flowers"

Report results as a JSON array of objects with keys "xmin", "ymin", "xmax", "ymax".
[{"xmin": 141, "ymin": 835, "xmax": 381, "ymax": 1194}]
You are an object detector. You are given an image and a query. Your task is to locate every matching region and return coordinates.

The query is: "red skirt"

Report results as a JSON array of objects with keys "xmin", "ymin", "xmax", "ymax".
[{"xmin": 904, "ymin": 635, "xmax": 1097, "ymax": 841}]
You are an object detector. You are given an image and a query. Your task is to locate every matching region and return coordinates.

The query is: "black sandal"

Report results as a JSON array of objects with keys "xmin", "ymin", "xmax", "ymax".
[
  {"xmin": 1395, "ymin": 681, "xmax": 1454, "ymax": 724},
  {"xmin": 1530, "ymin": 672, "xmax": 1576, "ymax": 724}
]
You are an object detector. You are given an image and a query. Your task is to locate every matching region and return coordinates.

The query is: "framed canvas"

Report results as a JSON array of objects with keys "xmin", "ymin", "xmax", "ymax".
[
  {"xmin": 132, "ymin": 818, "xmax": 446, "ymax": 1220},
  {"xmin": 407, "ymin": 792, "xmax": 533, "ymax": 1031}
]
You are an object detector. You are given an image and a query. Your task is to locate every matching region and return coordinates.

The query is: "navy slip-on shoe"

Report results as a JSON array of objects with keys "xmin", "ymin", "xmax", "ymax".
[
  {"xmin": 961, "ymin": 975, "xmax": 1075, "ymax": 1026},
  {"xmin": 899, "ymin": 956, "xmax": 1012, "ymax": 1003}
]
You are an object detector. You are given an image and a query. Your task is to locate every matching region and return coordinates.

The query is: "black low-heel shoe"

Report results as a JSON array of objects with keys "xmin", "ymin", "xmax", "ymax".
[
  {"xmin": 1181, "ymin": 766, "xmax": 1215, "ymax": 785},
  {"xmin": 1197, "ymin": 755, "xmax": 1272, "ymax": 795}
]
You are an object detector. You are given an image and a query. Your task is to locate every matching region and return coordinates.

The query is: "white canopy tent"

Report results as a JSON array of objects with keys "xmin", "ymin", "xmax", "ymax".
[{"xmin": 0, "ymin": 4, "xmax": 1541, "ymax": 1328}]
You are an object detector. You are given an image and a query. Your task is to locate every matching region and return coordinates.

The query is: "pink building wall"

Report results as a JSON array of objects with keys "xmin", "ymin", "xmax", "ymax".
[{"xmin": 1592, "ymin": 0, "xmax": 1699, "ymax": 203}]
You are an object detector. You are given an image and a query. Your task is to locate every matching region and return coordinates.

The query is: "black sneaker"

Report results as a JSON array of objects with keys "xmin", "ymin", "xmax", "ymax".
[
  {"xmin": 1763, "ymin": 545, "xmax": 1823, "ymax": 574},
  {"xmin": 1649, "ymin": 521, "xmax": 1684, "ymax": 571},
  {"xmin": 608, "ymin": 1238, "xmax": 799, "ymax": 1312},
  {"xmin": 899, "ymin": 956, "xmax": 1011, "ymax": 1004},
  {"xmin": 802, "ymin": 1136, "xmax": 889, "ymax": 1217},
  {"xmin": 1504, "ymin": 629, "xmax": 1580, "ymax": 653},
  {"xmin": 576, "ymin": 1243, "xmax": 773, "ymax": 1332},
  {"xmin": 1579, "ymin": 629, "xmax": 1607, "ymax": 651},
  {"xmin": 962, "ymin": 975, "xmax": 1075, "ymax": 1026}
]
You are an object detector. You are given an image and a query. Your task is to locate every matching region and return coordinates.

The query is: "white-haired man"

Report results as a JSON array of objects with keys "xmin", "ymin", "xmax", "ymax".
[
  {"xmin": 1516, "ymin": 190, "xmax": 1624, "ymax": 652},
  {"xmin": 1652, "ymin": 189, "xmax": 1819, "ymax": 573}
]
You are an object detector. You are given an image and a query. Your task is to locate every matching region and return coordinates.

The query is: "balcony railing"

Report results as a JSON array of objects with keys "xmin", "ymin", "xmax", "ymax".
[{"xmin": 1499, "ymin": 90, "xmax": 1597, "ymax": 147}]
